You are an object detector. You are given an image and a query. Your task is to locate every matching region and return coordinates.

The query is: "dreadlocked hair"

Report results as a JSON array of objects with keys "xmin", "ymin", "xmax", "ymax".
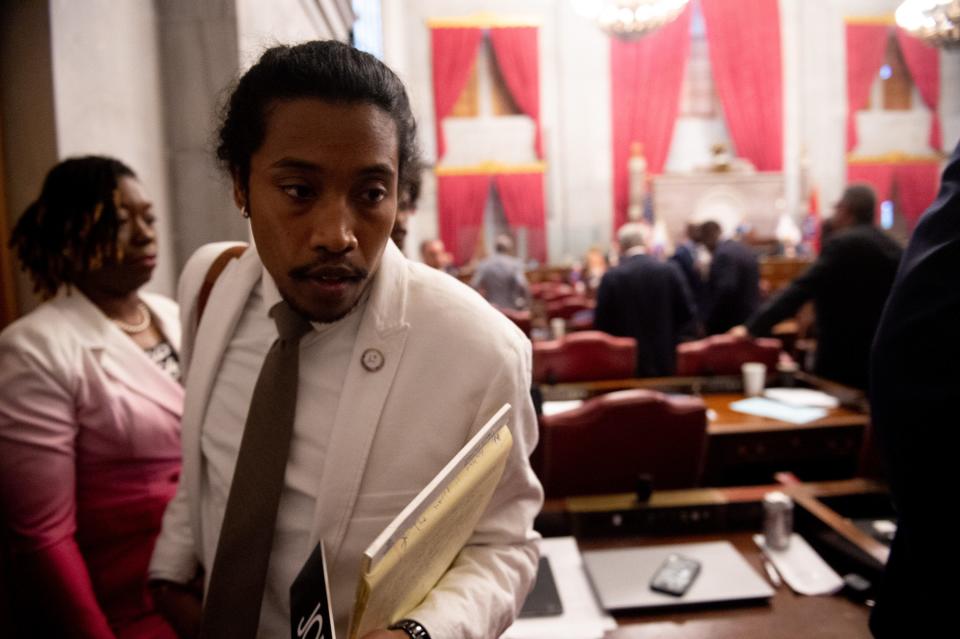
[{"xmin": 10, "ymin": 156, "xmax": 135, "ymax": 299}]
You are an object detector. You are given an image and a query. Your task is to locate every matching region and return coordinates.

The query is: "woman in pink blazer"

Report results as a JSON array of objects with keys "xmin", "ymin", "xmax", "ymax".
[{"xmin": 0, "ymin": 157, "xmax": 183, "ymax": 638}]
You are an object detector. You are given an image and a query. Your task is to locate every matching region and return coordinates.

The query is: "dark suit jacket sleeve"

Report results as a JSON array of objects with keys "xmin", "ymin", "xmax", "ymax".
[
  {"xmin": 705, "ymin": 246, "xmax": 749, "ymax": 321},
  {"xmin": 745, "ymin": 242, "xmax": 841, "ymax": 336},
  {"xmin": 702, "ymin": 250, "xmax": 729, "ymax": 321},
  {"xmin": 669, "ymin": 261, "xmax": 696, "ymax": 329},
  {"xmin": 871, "ymin": 142, "xmax": 960, "ymax": 527},
  {"xmin": 868, "ymin": 141, "xmax": 960, "ymax": 636},
  {"xmin": 710, "ymin": 249, "xmax": 737, "ymax": 298},
  {"xmin": 593, "ymin": 274, "xmax": 616, "ymax": 335}
]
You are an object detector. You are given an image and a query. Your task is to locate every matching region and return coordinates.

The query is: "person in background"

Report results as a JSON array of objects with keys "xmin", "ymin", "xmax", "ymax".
[
  {"xmin": 670, "ymin": 221, "xmax": 706, "ymax": 316},
  {"xmin": 868, "ymin": 141, "xmax": 960, "ymax": 637},
  {"xmin": 390, "ymin": 165, "xmax": 421, "ymax": 253},
  {"xmin": 470, "ymin": 234, "xmax": 530, "ymax": 311},
  {"xmin": 594, "ymin": 223, "xmax": 696, "ymax": 377},
  {"xmin": 579, "ymin": 246, "xmax": 608, "ymax": 298},
  {"xmin": 699, "ymin": 220, "xmax": 760, "ymax": 334},
  {"xmin": 732, "ymin": 185, "xmax": 902, "ymax": 390},
  {"xmin": 147, "ymin": 41, "xmax": 541, "ymax": 639},
  {"xmin": 419, "ymin": 237, "xmax": 458, "ymax": 275},
  {"xmin": 0, "ymin": 156, "xmax": 182, "ymax": 638}
]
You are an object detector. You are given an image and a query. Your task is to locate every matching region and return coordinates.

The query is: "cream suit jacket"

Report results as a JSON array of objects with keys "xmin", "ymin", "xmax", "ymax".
[{"xmin": 149, "ymin": 240, "xmax": 543, "ymax": 638}]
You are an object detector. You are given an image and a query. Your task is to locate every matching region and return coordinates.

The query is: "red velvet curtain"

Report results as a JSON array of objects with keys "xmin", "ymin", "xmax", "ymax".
[
  {"xmin": 894, "ymin": 162, "xmax": 942, "ymax": 226},
  {"xmin": 431, "ymin": 27, "xmax": 484, "ymax": 161},
  {"xmin": 495, "ymin": 172, "xmax": 547, "ymax": 263},
  {"xmin": 845, "ymin": 24, "xmax": 890, "ymax": 152},
  {"xmin": 611, "ymin": 4, "xmax": 692, "ymax": 231},
  {"xmin": 847, "ymin": 162, "xmax": 941, "ymax": 229},
  {"xmin": 489, "ymin": 27, "xmax": 544, "ymax": 159},
  {"xmin": 700, "ymin": 0, "xmax": 783, "ymax": 171},
  {"xmin": 437, "ymin": 173, "xmax": 491, "ymax": 265},
  {"xmin": 895, "ymin": 29, "xmax": 942, "ymax": 151}
]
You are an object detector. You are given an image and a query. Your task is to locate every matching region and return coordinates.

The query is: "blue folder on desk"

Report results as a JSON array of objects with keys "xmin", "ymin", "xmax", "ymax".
[{"xmin": 729, "ymin": 397, "xmax": 828, "ymax": 424}]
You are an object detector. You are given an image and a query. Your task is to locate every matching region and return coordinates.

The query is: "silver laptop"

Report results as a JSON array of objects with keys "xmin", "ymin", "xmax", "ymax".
[{"xmin": 582, "ymin": 541, "xmax": 774, "ymax": 611}]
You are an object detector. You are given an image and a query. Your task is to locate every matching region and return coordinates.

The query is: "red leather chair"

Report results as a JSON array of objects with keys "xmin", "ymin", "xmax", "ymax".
[
  {"xmin": 536, "ymin": 389, "xmax": 708, "ymax": 497},
  {"xmin": 545, "ymin": 295, "xmax": 594, "ymax": 321},
  {"xmin": 533, "ymin": 331, "xmax": 636, "ymax": 384},
  {"xmin": 676, "ymin": 334, "xmax": 782, "ymax": 376},
  {"xmin": 497, "ymin": 307, "xmax": 532, "ymax": 336},
  {"xmin": 531, "ymin": 282, "xmax": 575, "ymax": 301},
  {"xmin": 566, "ymin": 312, "xmax": 594, "ymax": 332}
]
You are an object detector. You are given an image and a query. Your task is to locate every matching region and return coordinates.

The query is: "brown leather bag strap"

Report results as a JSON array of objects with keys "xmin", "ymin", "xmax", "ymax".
[{"xmin": 197, "ymin": 245, "xmax": 247, "ymax": 328}]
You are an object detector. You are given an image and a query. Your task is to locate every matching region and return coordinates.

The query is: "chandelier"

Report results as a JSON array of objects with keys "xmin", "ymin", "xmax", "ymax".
[
  {"xmin": 571, "ymin": 0, "xmax": 690, "ymax": 40},
  {"xmin": 895, "ymin": 0, "xmax": 960, "ymax": 48}
]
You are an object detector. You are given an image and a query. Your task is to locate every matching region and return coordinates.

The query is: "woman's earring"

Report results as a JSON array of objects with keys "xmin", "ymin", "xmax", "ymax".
[{"xmin": 240, "ymin": 205, "xmax": 250, "ymax": 219}]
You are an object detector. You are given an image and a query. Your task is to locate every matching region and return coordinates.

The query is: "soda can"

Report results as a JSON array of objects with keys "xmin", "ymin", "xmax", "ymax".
[{"xmin": 763, "ymin": 491, "xmax": 793, "ymax": 550}]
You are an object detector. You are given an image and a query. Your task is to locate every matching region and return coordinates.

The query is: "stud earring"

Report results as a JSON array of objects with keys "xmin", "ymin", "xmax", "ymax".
[{"xmin": 240, "ymin": 206, "xmax": 250, "ymax": 219}]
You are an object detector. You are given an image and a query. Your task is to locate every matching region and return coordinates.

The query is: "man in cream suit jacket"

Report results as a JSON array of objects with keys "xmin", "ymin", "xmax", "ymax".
[{"xmin": 148, "ymin": 41, "xmax": 542, "ymax": 639}]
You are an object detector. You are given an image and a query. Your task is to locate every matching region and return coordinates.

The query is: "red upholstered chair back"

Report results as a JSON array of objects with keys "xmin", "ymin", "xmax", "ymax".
[
  {"xmin": 536, "ymin": 389, "xmax": 708, "ymax": 497},
  {"xmin": 532, "ymin": 282, "xmax": 575, "ymax": 301},
  {"xmin": 498, "ymin": 307, "xmax": 532, "ymax": 336},
  {"xmin": 533, "ymin": 331, "xmax": 636, "ymax": 384},
  {"xmin": 545, "ymin": 295, "xmax": 594, "ymax": 320},
  {"xmin": 676, "ymin": 334, "xmax": 782, "ymax": 376}
]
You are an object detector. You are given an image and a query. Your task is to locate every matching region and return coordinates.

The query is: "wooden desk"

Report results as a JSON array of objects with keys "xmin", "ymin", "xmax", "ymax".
[
  {"xmin": 538, "ymin": 480, "xmax": 883, "ymax": 638},
  {"xmin": 538, "ymin": 375, "xmax": 744, "ymax": 402},
  {"xmin": 590, "ymin": 531, "xmax": 871, "ymax": 639},
  {"xmin": 538, "ymin": 373, "xmax": 867, "ymax": 410},
  {"xmin": 539, "ymin": 382, "xmax": 870, "ymax": 485},
  {"xmin": 703, "ymin": 394, "xmax": 868, "ymax": 485}
]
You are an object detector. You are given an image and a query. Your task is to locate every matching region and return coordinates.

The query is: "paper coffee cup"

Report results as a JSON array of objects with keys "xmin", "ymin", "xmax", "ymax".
[
  {"xmin": 550, "ymin": 318, "xmax": 566, "ymax": 339},
  {"xmin": 742, "ymin": 362, "xmax": 767, "ymax": 397}
]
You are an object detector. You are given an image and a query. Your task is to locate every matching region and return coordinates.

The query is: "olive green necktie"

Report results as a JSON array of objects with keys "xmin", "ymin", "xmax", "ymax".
[{"xmin": 200, "ymin": 300, "xmax": 312, "ymax": 638}]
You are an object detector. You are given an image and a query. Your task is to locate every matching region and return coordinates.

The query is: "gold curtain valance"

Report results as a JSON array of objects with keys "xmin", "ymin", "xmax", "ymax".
[
  {"xmin": 847, "ymin": 152, "xmax": 944, "ymax": 164},
  {"xmin": 844, "ymin": 14, "xmax": 896, "ymax": 26},
  {"xmin": 427, "ymin": 12, "xmax": 540, "ymax": 29},
  {"xmin": 435, "ymin": 161, "xmax": 546, "ymax": 176}
]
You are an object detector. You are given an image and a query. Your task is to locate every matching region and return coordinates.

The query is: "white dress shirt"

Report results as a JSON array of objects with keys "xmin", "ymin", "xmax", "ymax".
[
  {"xmin": 200, "ymin": 267, "xmax": 365, "ymax": 638},
  {"xmin": 151, "ymin": 241, "xmax": 543, "ymax": 639}
]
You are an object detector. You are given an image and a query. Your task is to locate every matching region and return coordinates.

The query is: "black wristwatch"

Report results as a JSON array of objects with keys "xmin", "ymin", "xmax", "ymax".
[{"xmin": 389, "ymin": 618, "xmax": 431, "ymax": 639}]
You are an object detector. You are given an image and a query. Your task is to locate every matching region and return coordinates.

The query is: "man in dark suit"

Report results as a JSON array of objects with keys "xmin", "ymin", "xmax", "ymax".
[
  {"xmin": 594, "ymin": 223, "xmax": 696, "ymax": 377},
  {"xmin": 868, "ymin": 141, "xmax": 959, "ymax": 638},
  {"xmin": 670, "ymin": 222, "xmax": 707, "ymax": 316},
  {"xmin": 700, "ymin": 220, "xmax": 760, "ymax": 335},
  {"xmin": 733, "ymin": 185, "xmax": 902, "ymax": 390}
]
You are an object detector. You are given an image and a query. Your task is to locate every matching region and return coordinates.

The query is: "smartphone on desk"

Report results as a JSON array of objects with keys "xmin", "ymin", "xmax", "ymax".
[{"xmin": 649, "ymin": 554, "xmax": 701, "ymax": 597}]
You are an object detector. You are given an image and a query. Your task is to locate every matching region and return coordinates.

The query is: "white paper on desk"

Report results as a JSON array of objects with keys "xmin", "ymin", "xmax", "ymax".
[
  {"xmin": 541, "ymin": 400, "xmax": 583, "ymax": 417},
  {"xmin": 502, "ymin": 537, "xmax": 616, "ymax": 639},
  {"xmin": 764, "ymin": 388, "xmax": 840, "ymax": 409},
  {"xmin": 729, "ymin": 397, "xmax": 828, "ymax": 424},
  {"xmin": 753, "ymin": 534, "xmax": 844, "ymax": 596}
]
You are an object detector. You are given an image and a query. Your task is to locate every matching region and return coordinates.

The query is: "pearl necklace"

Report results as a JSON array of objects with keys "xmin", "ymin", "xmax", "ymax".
[{"xmin": 113, "ymin": 302, "xmax": 152, "ymax": 334}]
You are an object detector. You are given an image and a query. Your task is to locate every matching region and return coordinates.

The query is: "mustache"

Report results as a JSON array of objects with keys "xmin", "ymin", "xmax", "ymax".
[{"xmin": 289, "ymin": 260, "xmax": 368, "ymax": 281}]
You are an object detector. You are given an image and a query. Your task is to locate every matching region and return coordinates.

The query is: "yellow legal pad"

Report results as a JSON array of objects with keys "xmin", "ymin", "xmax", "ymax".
[{"xmin": 348, "ymin": 403, "xmax": 515, "ymax": 639}]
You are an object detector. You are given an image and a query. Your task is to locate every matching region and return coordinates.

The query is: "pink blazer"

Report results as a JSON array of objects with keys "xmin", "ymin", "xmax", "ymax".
[{"xmin": 0, "ymin": 289, "xmax": 183, "ymax": 638}]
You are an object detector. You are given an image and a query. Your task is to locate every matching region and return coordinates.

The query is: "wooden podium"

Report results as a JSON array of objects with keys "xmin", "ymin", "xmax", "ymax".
[{"xmin": 653, "ymin": 171, "xmax": 787, "ymax": 243}]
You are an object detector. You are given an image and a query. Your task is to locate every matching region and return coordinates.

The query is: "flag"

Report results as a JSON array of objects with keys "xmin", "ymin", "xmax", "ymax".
[
  {"xmin": 642, "ymin": 178, "xmax": 655, "ymax": 224},
  {"xmin": 802, "ymin": 186, "xmax": 821, "ymax": 255}
]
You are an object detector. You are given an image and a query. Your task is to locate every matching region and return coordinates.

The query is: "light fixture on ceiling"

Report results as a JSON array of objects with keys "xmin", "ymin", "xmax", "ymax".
[
  {"xmin": 895, "ymin": 0, "xmax": 960, "ymax": 48},
  {"xmin": 571, "ymin": 0, "xmax": 690, "ymax": 40}
]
